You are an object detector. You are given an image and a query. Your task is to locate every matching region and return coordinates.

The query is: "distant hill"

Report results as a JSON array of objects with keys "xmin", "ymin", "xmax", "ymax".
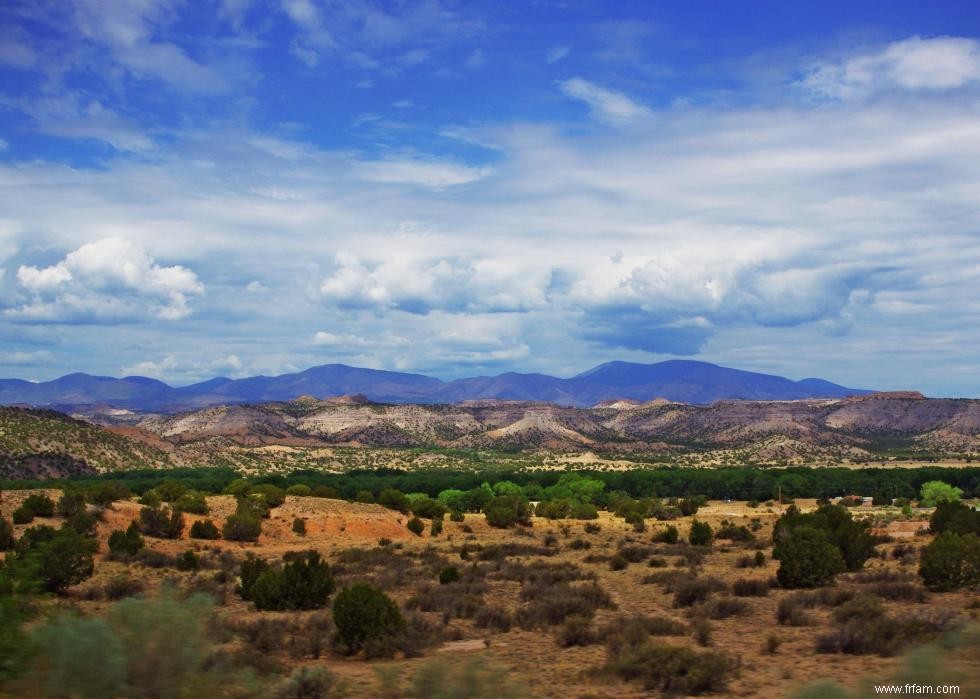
[{"xmin": 0, "ymin": 360, "xmax": 872, "ymax": 412}]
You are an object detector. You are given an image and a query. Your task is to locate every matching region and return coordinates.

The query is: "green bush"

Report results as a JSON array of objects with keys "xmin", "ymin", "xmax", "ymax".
[
  {"xmin": 189, "ymin": 519, "xmax": 220, "ymax": 540},
  {"xmin": 929, "ymin": 501, "xmax": 980, "ymax": 536},
  {"xmin": 56, "ymin": 491, "xmax": 87, "ymax": 518},
  {"xmin": 251, "ymin": 484, "xmax": 286, "ymax": 508},
  {"xmin": 652, "ymin": 525, "xmax": 679, "ymax": 544},
  {"xmin": 14, "ymin": 525, "xmax": 97, "ymax": 593},
  {"xmin": 275, "ymin": 667, "xmax": 338, "ymax": 699},
  {"xmin": 679, "ymin": 497, "xmax": 704, "ymax": 516},
  {"xmin": 64, "ymin": 509, "xmax": 100, "ymax": 537},
  {"xmin": 176, "ymin": 550, "xmax": 200, "ymax": 572},
  {"xmin": 108, "ymin": 522, "xmax": 145, "ymax": 556},
  {"xmin": 439, "ymin": 566, "xmax": 460, "ymax": 585},
  {"xmin": 774, "ymin": 504, "xmax": 876, "ymax": 572},
  {"xmin": 484, "ymin": 495, "xmax": 532, "ymax": 528},
  {"xmin": 378, "ymin": 488, "xmax": 410, "ymax": 513},
  {"xmin": 449, "ymin": 510, "xmax": 465, "ymax": 522},
  {"xmin": 355, "ymin": 490, "xmax": 375, "ymax": 504},
  {"xmin": 173, "ymin": 491, "xmax": 208, "ymax": 515},
  {"xmin": 919, "ymin": 481, "xmax": 962, "ymax": 507},
  {"xmin": 251, "ymin": 551, "xmax": 335, "ymax": 611},
  {"xmin": 918, "ymin": 531, "xmax": 980, "ymax": 591},
  {"xmin": 407, "ymin": 516, "xmax": 425, "ymax": 536},
  {"xmin": 774, "ymin": 526, "xmax": 846, "ymax": 588},
  {"xmin": 536, "ymin": 499, "xmax": 571, "ymax": 520},
  {"xmin": 689, "ymin": 520, "xmax": 713, "ymax": 546},
  {"xmin": 138, "ymin": 505, "xmax": 184, "ymax": 539},
  {"xmin": 313, "ymin": 485, "xmax": 340, "ymax": 499},
  {"xmin": 12, "ymin": 506, "xmax": 34, "ymax": 524},
  {"xmin": 285, "ymin": 484, "xmax": 312, "ymax": 497},
  {"xmin": 223, "ymin": 509, "xmax": 262, "ymax": 542},
  {"xmin": 430, "ymin": 517, "xmax": 443, "ymax": 537},
  {"xmin": 603, "ymin": 641, "xmax": 732, "ymax": 694},
  {"xmin": 87, "ymin": 482, "xmax": 131, "ymax": 508},
  {"xmin": 292, "ymin": 518, "xmax": 307, "ymax": 536},
  {"xmin": 23, "ymin": 494, "xmax": 55, "ymax": 517},
  {"xmin": 571, "ymin": 502, "xmax": 599, "ymax": 520},
  {"xmin": 333, "ymin": 584, "xmax": 406, "ymax": 655},
  {"xmin": 237, "ymin": 554, "xmax": 271, "ymax": 601},
  {"xmin": 0, "ymin": 517, "xmax": 14, "ymax": 551}
]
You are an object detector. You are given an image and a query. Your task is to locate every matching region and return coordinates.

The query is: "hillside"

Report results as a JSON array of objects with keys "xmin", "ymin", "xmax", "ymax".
[
  {"xmin": 88, "ymin": 392, "xmax": 980, "ymax": 463},
  {"xmin": 0, "ymin": 360, "xmax": 870, "ymax": 411},
  {"xmin": 0, "ymin": 407, "xmax": 176, "ymax": 478}
]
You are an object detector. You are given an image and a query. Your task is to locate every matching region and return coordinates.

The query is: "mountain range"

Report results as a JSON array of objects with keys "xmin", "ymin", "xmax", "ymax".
[{"xmin": 0, "ymin": 360, "xmax": 872, "ymax": 412}]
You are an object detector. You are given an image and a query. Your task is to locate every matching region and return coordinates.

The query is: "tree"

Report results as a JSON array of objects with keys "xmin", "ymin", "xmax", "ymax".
[
  {"xmin": 689, "ymin": 520, "xmax": 713, "ymax": 546},
  {"xmin": 56, "ymin": 491, "xmax": 87, "ymax": 518},
  {"xmin": 138, "ymin": 505, "xmax": 184, "ymax": 539},
  {"xmin": 12, "ymin": 506, "xmax": 33, "ymax": 525},
  {"xmin": 411, "ymin": 496, "xmax": 447, "ymax": 520},
  {"xmin": 919, "ymin": 531, "xmax": 980, "ymax": 591},
  {"xmin": 773, "ymin": 526, "xmax": 846, "ymax": 588},
  {"xmin": 355, "ymin": 490, "xmax": 375, "ymax": 504},
  {"xmin": 189, "ymin": 519, "xmax": 221, "ymax": 540},
  {"xmin": 378, "ymin": 489, "xmax": 410, "ymax": 513},
  {"xmin": 237, "ymin": 555, "xmax": 271, "ymax": 601},
  {"xmin": 919, "ymin": 481, "xmax": 963, "ymax": 507},
  {"xmin": 332, "ymin": 584, "xmax": 405, "ymax": 654},
  {"xmin": 17, "ymin": 526, "xmax": 97, "ymax": 593},
  {"xmin": 23, "ymin": 494, "xmax": 55, "ymax": 517},
  {"xmin": 0, "ymin": 518, "xmax": 14, "ymax": 551},
  {"xmin": 484, "ymin": 495, "xmax": 532, "ymax": 528},
  {"xmin": 286, "ymin": 484, "xmax": 312, "ymax": 497},
  {"xmin": 571, "ymin": 502, "xmax": 599, "ymax": 520},
  {"xmin": 437, "ymin": 489, "xmax": 467, "ymax": 513},
  {"xmin": 108, "ymin": 522, "xmax": 144, "ymax": 555},
  {"xmin": 173, "ymin": 491, "xmax": 208, "ymax": 515},
  {"xmin": 251, "ymin": 484, "xmax": 286, "ymax": 508},
  {"xmin": 930, "ymin": 501, "xmax": 980, "ymax": 536},
  {"xmin": 407, "ymin": 516, "xmax": 425, "ymax": 536},
  {"xmin": 773, "ymin": 504, "xmax": 875, "ymax": 572},
  {"xmin": 222, "ymin": 512, "xmax": 262, "ymax": 542}
]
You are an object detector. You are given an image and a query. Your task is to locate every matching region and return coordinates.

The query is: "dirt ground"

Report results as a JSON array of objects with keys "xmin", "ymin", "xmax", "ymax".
[{"xmin": 3, "ymin": 492, "xmax": 978, "ymax": 698}]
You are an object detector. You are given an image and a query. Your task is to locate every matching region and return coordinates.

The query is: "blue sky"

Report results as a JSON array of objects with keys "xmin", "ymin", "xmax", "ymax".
[{"xmin": 1, "ymin": 1, "xmax": 980, "ymax": 395}]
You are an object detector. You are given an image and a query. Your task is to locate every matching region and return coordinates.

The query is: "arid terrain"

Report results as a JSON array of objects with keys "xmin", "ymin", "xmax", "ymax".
[{"xmin": 1, "ymin": 490, "xmax": 976, "ymax": 698}]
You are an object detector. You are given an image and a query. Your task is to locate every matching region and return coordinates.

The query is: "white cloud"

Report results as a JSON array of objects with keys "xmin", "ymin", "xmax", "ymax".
[
  {"xmin": 465, "ymin": 49, "xmax": 485, "ymax": 69},
  {"xmin": 10, "ymin": 238, "xmax": 204, "ymax": 323},
  {"xmin": 354, "ymin": 157, "xmax": 490, "ymax": 188},
  {"xmin": 0, "ymin": 350, "xmax": 54, "ymax": 366},
  {"xmin": 546, "ymin": 46, "xmax": 571, "ymax": 64},
  {"xmin": 800, "ymin": 36, "xmax": 980, "ymax": 100},
  {"xmin": 558, "ymin": 78, "xmax": 651, "ymax": 123}
]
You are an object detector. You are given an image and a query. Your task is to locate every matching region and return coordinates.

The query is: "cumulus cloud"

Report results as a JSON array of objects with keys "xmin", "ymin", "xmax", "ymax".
[
  {"xmin": 558, "ymin": 78, "xmax": 651, "ymax": 123},
  {"xmin": 319, "ymin": 252, "xmax": 549, "ymax": 314},
  {"xmin": 800, "ymin": 36, "xmax": 980, "ymax": 100},
  {"xmin": 9, "ymin": 238, "xmax": 204, "ymax": 323}
]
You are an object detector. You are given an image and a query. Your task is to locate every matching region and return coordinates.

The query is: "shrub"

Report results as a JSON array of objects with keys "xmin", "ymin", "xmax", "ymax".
[
  {"xmin": 12, "ymin": 506, "xmax": 33, "ymax": 524},
  {"xmin": 251, "ymin": 551, "xmax": 336, "ymax": 611},
  {"xmin": 571, "ymin": 502, "xmax": 599, "ymax": 520},
  {"xmin": 14, "ymin": 526, "xmax": 97, "ymax": 593},
  {"xmin": 189, "ymin": 519, "xmax": 221, "ymax": 540},
  {"xmin": 673, "ymin": 576, "xmax": 726, "ymax": 608},
  {"xmin": 104, "ymin": 575, "xmax": 145, "ymax": 601},
  {"xmin": 474, "ymin": 605, "xmax": 513, "ymax": 632},
  {"xmin": 222, "ymin": 504, "xmax": 262, "ymax": 542},
  {"xmin": 689, "ymin": 521, "xmax": 713, "ymax": 546},
  {"xmin": 313, "ymin": 485, "xmax": 340, "ymax": 499},
  {"xmin": 0, "ymin": 517, "xmax": 14, "ymax": 551},
  {"xmin": 56, "ymin": 491, "xmax": 86, "ymax": 518},
  {"xmin": 732, "ymin": 578, "xmax": 770, "ymax": 597},
  {"xmin": 618, "ymin": 543, "xmax": 652, "ymax": 563},
  {"xmin": 765, "ymin": 634, "xmax": 781, "ymax": 655},
  {"xmin": 652, "ymin": 525, "xmax": 679, "ymax": 544},
  {"xmin": 919, "ymin": 531, "xmax": 980, "ymax": 591},
  {"xmin": 485, "ymin": 495, "xmax": 532, "ymax": 528},
  {"xmin": 584, "ymin": 522, "xmax": 601, "ymax": 534},
  {"xmin": 431, "ymin": 517, "xmax": 444, "ymax": 537},
  {"xmin": 716, "ymin": 524, "xmax": 754, "ymax": 542},
  {"xmin": 754, "ymin": 550, "xmax": 767, "ymax": 566},
  {"xmin": 816, "ymin": 611, "xmax": 953, "ymax": 656},
  {"xmin": 87, "ymin": 482, "xmax": 130, "ymax": 508},
  {"xmin": 176, "ymin": 550, "xmax": 200, "ymax": 572},
  {"xmin": 333, "ymin": 584, "xmax": 405, "ymax": 655},
  {"xmin": 139, "ymin": 505, "xmax": 184, "ymax": 539},
  {"xmin": 24, "ymin": 493, "xmax": 55, "ymax": 517},
  {"xmin": 237, "ymin": 554, "xmax": 271, "ymax": 601},
  {"xmin": 569, "ymin": 538, "xmax": 591, "ymax": 550},
  {"xmin": 438, "ymin": 566, "xmax": 460, "ymax": 585},
  {"xmin": 407, "ymin": 516, "xmax": 425, "ymax": 536},
  {"xmin": 774, "ymin": 504, "xmax": 876, "ymax": 572},
  {"xmin": 64, "ymin": 510, "xmax": 100, "ymax": 537},
  {"xmin": 449, "ymin": 510, "xmax": 465, "ymax": 522},
  {"xmin": 603, "ymin": 641, "xmax": 732, "ymax": 694},
  {"xmin": 929, "ymin": 501, "xmax": 980, "ymax": 536},
  {"xmin": 774, "ymin": 526, "xmax": 846, "ymax": 588},
  {"xmin": 378, "ymin": 488, "xmax": 410, "ymax": 513},
  {"xmin": 535, "ymin": 499, "xmax": 571, "ymax": 520},
  {"xmin": 173, "ymin": 491, "xmax": 208, "ymax": 515},
  {"xmin": 516, "ymin": 582, "xmax": 614, "ymax": 629},
  {"xmin": 679, "ymin": 497, "xmax": 703, "ymax": 516},
  {"xmin": 285, "ymin": 484, "xmax": 312, "ymax": 497},
  {"xmin": 919, "ymin": 481, "xmax": 963, "ymax": 507},
  {"xmin": 292, "ymin": 518, "xmax": 306, "ymax": 536},
  {"xmin": 609, "ymin": 554, "xmax": 628, "ymax": 571},
  {"xmin": 869, "ymin": 581, "xmax": 928, "ymax": 602},
  {"xmin": 275, "ymin": 667, "xmax": 339, "ymax": 699},
  {"xmin": 699, "ymin": 597, "xmax": 749, "ymax": 619},
  {"xmin": 251, "ymin": 484, "xmax": 286, "ymax": 508},
  {"xmin": 557, "ymin": 615, "xmax": 596, "ymax": 647}
]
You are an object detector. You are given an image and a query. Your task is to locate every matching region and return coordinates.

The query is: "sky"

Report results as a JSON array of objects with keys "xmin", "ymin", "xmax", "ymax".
[{"xmin": 1, "ymin": 1, "xmax": 980, "ymax": 396}]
